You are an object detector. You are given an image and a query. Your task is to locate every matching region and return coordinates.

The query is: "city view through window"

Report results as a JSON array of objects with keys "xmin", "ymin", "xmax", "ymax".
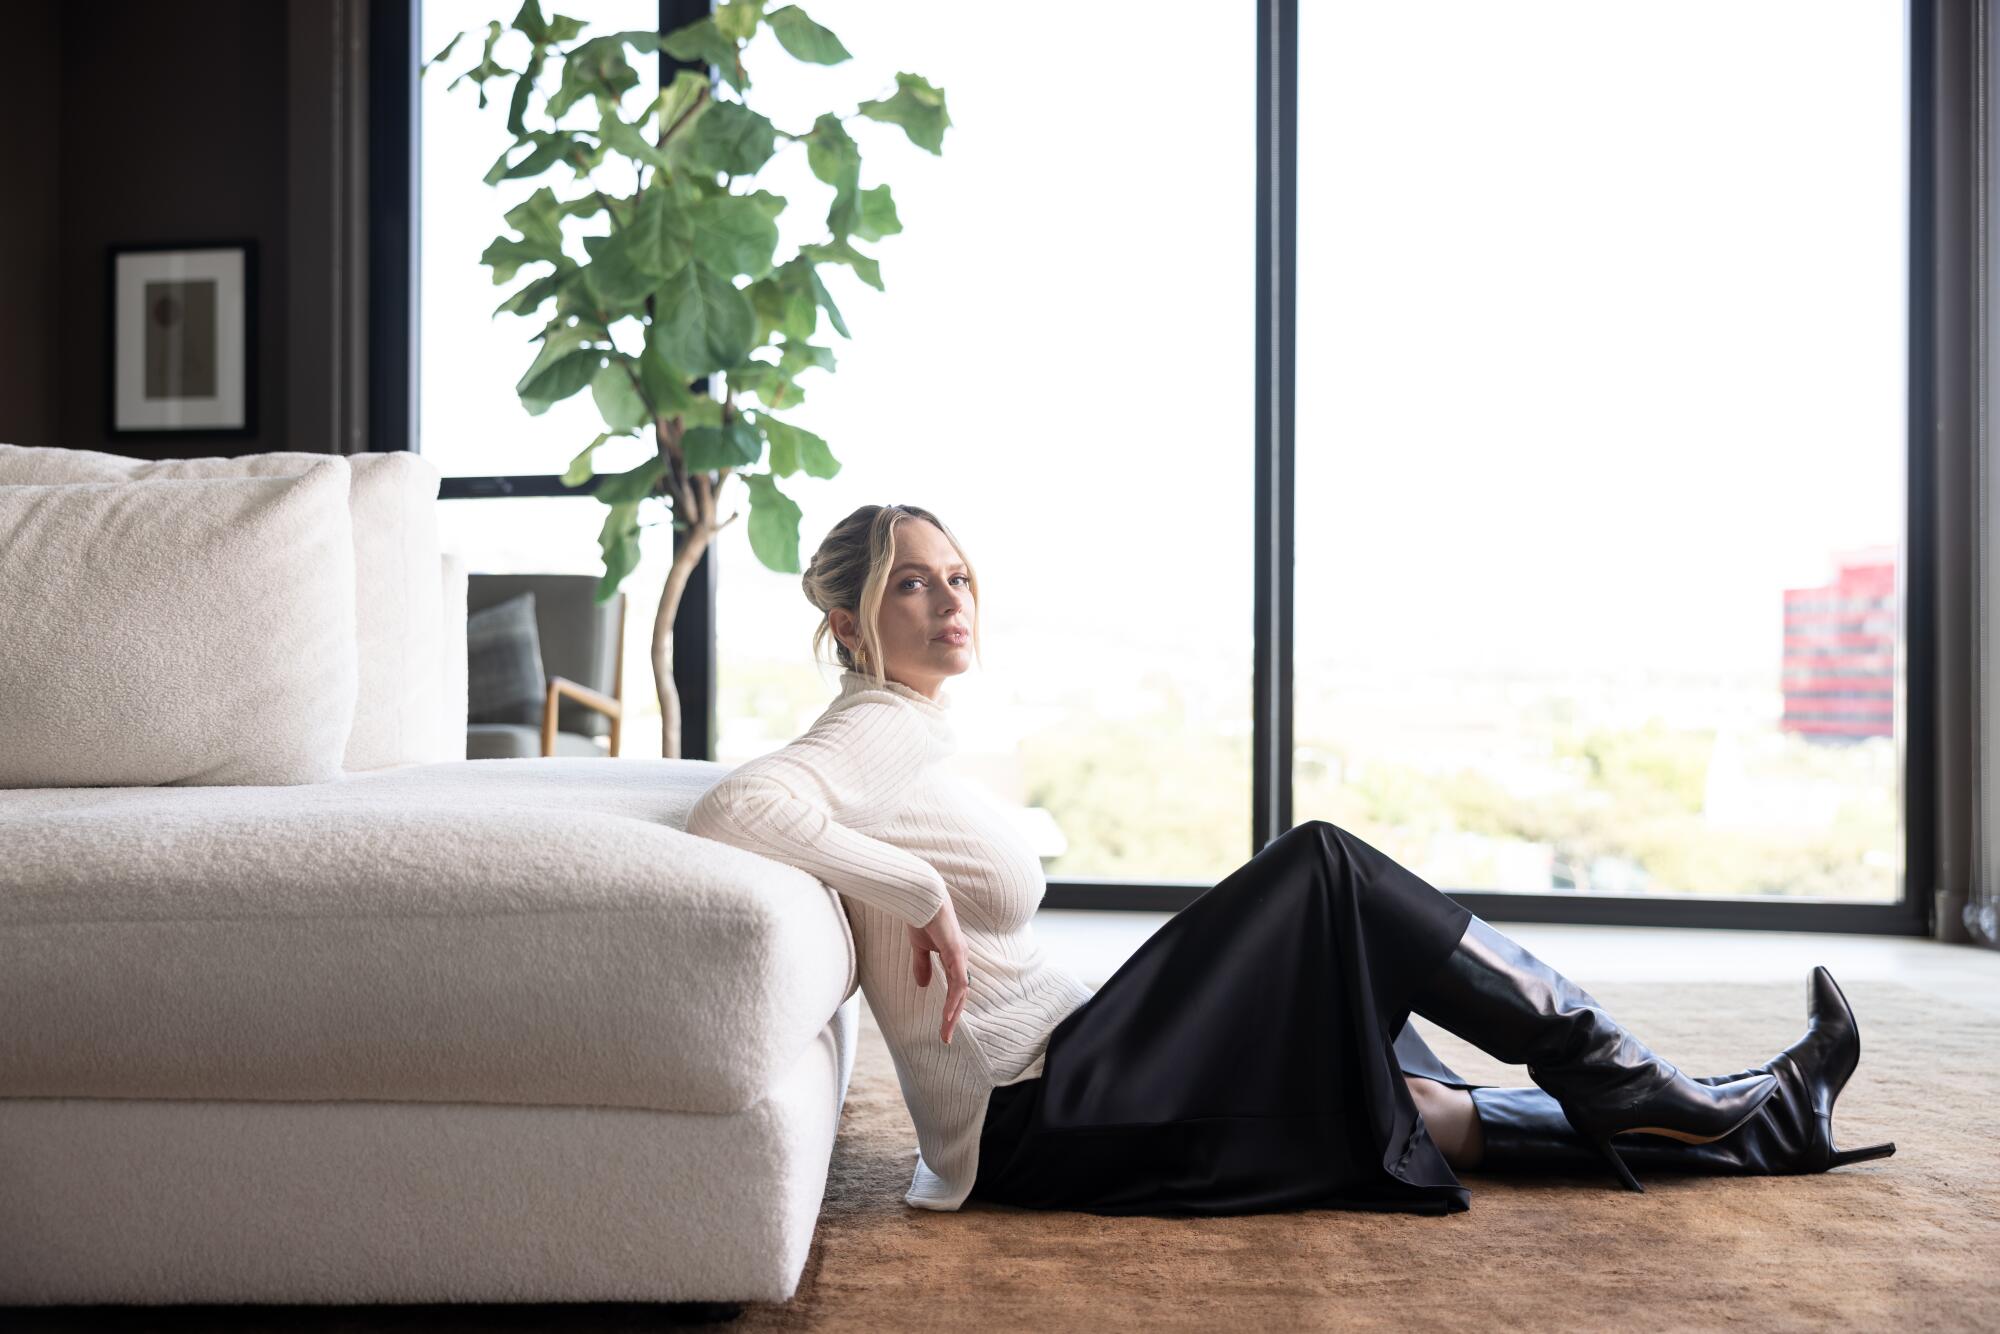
[
  {"xmin": 423, "ymin": 2, "xmax": 1906, "ymax": 903},
  {"xmin": 1291, "ymin": 1, "xmax": 1905, "ymax": 901}
]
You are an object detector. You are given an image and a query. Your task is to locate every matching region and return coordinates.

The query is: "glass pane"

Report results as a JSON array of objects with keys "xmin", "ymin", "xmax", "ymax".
[
  {"xmin": 418, "ymin": 1, "xmax": 660, "ymax": 480},
  {"xmin": 438, "ymin": 497, "xmax": 676, "ymax": 759},
  {"xmin": 701, "ymin": 1, "xmax": 1258, "ymax": 886},
  {"xmin": 1294, "ymin": 1, "xmax": 1905, "ymax": 901}
]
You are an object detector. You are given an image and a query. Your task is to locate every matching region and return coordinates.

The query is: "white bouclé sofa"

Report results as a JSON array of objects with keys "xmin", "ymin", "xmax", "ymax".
[{"xmin": 0, "ymin": 443, "xmax": 862, "ymax": 1307}]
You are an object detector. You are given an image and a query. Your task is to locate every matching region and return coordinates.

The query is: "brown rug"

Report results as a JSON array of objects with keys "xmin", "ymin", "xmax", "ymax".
[
  {"xmin": 732, "ymin": 976, "xmax": 1995, "ymax": 1332},
  {"xmin": 10, "ymin": 979, "xmax": 1991, "ymax": 1332}
]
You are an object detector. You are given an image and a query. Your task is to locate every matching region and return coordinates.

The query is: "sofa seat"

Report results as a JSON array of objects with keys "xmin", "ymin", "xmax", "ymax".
[{"xmin": 0, "ymin": 758, "xmax": 859, "ymax": 1116}]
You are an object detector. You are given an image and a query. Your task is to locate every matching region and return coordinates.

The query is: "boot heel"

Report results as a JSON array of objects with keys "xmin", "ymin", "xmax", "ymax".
[
  {"xmin": 1829, "ymin": 1142, "xmax": 1896, "ymax": 1167},
  {"xmin": 1591, "ymin": 1135, "xmax": 1647, "ymax": 1193}
]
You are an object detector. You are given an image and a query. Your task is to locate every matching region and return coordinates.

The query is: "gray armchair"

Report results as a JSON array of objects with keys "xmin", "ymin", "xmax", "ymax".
[{"xmin": 464, "ymin": 574, "xmax": 625, "ymax": 759}]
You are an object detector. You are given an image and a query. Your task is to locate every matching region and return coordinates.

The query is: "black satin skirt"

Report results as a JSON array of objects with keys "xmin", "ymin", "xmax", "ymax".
[{"xmin": 969, "ymin": 819, "xmax": 1483, "ymax": 1217}]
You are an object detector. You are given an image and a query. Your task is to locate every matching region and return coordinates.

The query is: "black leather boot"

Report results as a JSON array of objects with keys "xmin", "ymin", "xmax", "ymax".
[
  {"xmin": 1465, "ymin": 966, "xmax": 1895, "ymax": 1178},
  {"xmin": 1407, "ymin": 916, "xmax": 1780, "ymax": 1192}
]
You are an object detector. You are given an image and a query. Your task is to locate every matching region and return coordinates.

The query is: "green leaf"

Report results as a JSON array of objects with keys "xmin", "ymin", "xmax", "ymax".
[
  {"xmin": 591, "ymin": 357, "xmax": 652, "ymax": 432},
  {"xmin": 757, "ymin": 413, "xmax": 838, "ymax": 479},
  {"xmin": 641, "ymin": 321, "xmax": 703, "ymax": 413},
  {"xmin": 686, "ymin": 100, "xmax": 778, "ymax": 176},
  {"xmin": 688, "ymin": 193, "xmax": 780, "ymax": 278},
  {"xmin": 596, "ymin": 499, "xmax": 643, "ymax": 598},
  {"xmin": 595, "ymin": 456, "xmax": 669, "ymax": 504},
  {"xmin": 425, "ymin": 31, "xmax": 465, "ymax": 69},
  {"xmin": 493, "ymin": 267, "xmax": 575, "ymax": 317},
  {"xmin": 511, "ymin": 0, "xmax": 548, "ymax": 41},
  {"xmin": 777, "ymin": 339, "xmax": 836, "ymax": 376},
  {"xmin": 544, "ymin": 12, "xmax": 587, "ymax": 44},
  {"xmin": 746, "ymin": 260, "xmax": 818, "ymax": 343},
  {"xmin": 446, "ymin": 22, "xmax": 511, "ymax": 109},
  {"xmin": 652, "ymin": 264, "xmax": 756, "ymax": 375},
  {"xmin": 727, "ymin": 359, "xmax": 805, "ymax": 410},
  {"xmin": 512, "ymin": 0, "xmax": 585, "ymax": 45},
  {"xmin": 481, "ymin": 235, "xmax": 558, "ymax": 286},
  {"xmin": 503, "ymin": 186, "xmax": 567, "ymax": 252},
  {"xmin": 801, "ymin": 238, "xmax": 881, "ymax": 291},
  {"xmin": 808, "ymin": 114, "xmax": 863, "ymax": 238},
  {"xmin": 805, "ymin": 262, "xmax": 849, "ymax": 337},
  {"xmin": 661, "ymin": 16, "xmax": 747, "ymax": 93},
  {"xmin": 683, "ymin": 416, "xmax": 763, "ymax": 472},
  {"xmin": 483, "ymin": 131, "xmax": 581, "ymax": 186},
  {"xmin": 743, "ymin": 472, "xmax": 803, "ymax": 572},
  {"xmin": 856, "ymin": 72, "xmax": 950, "ymax": 154},
  {"xmin": 548, "ymin": 33, "xmax": 641, "ymax": 118},
  {"xmin": 580, "ymin": 232, "xmax": 655, "ymax": 306},
  {"xmin": 806, "ymin": 112, "xmax": 860, "ymax": 190},
  {"xmin": 516, "ymin": 323, "xmax": 605, "ymax": 409},
  {"xmin": 619, "ymin": 187, "xmax": 696, "ymax": 281},
  {"xmin": 748, "ymin": 254, "xmax": 848, "ymax": 340},
  {"xmin": 654, "ymin": 69, "xmax": 710, "ymax": 141},
  {"xmin": 854, "ymin": 184, "xmax": 902, "ymax": 242},
  {"xmin": 742, "ymin": 188, "xmax": 787, "ymax": 219},
  {"xmin": 757, "ymin": 412, "xmax": 797, "ymax": 476},
  {"xmin": 596, "ymin": 97, "xmax": 669, "ymax": 170},
  {"xmin": 714, "ymin": 0, "xmax": 767, "ymax": 41},
  {"xmin": 562, "ymin": 431, "xmax": 615, "ymax": 486},
  {"xmin": 506, "ymin": 62, "xmax": 539, "ymax": 140},
  {"xmin": 680, "ymin": 396, "xmax": 726, "ymax": 429},
  {"xmin": 765, "ymin": 5, "xmax": 852, "ymax": 64}
]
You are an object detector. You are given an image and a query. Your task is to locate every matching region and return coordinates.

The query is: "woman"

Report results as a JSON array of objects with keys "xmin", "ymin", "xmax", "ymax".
[{"xmin": 684, "ymin": 504, "xmax": 1896, "ymax": 1217}]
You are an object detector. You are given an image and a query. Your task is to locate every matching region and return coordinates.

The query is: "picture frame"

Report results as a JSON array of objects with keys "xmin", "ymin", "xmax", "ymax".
[{"xmin": 106, "ymin": 239, "xmax": 258, "ymax": 438}]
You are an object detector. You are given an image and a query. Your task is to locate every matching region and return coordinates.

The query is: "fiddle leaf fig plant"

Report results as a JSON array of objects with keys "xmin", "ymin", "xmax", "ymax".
[{"xmin": 425, "ymin": 0, "xmax": 949, "ymax": 757}]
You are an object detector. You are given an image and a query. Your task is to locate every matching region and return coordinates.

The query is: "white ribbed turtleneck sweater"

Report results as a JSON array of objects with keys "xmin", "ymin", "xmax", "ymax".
[{"xmin": 684, "ymin": 668, "xmax": 1097, "ymax": 1210}]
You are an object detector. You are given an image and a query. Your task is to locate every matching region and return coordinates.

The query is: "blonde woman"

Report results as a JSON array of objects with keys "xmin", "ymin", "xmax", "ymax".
[{"xmin": 684, "ymin": 504, "xmax": 1895, "ymax": 1216}]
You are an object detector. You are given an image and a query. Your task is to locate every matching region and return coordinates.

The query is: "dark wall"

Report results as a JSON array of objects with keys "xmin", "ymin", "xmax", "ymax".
[
  {"xmin": 3, "ymin": 1, "xmax": 292, "ymax": 458},
  {"xmin": 0, "ymin": 6, "xmax": 63, "ymax": 448}
]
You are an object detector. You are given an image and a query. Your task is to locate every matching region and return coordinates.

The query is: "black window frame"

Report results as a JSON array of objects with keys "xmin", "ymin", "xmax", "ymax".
[{"xmin": 375, "ymin": 0, "xmax": 1961, "ymax": 934}]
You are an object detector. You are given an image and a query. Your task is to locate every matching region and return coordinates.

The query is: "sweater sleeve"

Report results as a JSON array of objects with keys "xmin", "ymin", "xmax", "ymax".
[{"xmin": 684, "ymin": 697, "xmax": 951, "ymax": 929}]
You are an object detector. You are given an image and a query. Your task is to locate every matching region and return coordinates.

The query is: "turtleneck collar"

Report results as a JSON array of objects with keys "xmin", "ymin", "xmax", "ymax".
[
  {"xmin": 833, "ymin": 668, "xmax": 956, "ymax": 751},
  {"xmin": 837, "ymin": 667, "xmax": 951, "ymax": 713}
]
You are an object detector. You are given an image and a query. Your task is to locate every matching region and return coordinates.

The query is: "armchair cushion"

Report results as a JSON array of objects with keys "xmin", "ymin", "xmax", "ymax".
[
  {"xmin": 0, "ymin": 463, "xmax": 358, "ymax": 787},
  {"xmin": 465, "ymin": 591, "xmax": 547, "ymax": 725}
]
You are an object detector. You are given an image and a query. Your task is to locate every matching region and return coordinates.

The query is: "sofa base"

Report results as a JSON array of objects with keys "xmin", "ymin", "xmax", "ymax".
[{"xmin": 0, "ymin": 995, "xmax": 858, "ymax": 1306}]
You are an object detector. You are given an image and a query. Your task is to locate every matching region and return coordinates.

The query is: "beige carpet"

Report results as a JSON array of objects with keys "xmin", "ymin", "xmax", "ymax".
[{"xmin": 728, "ymin": 975, "xmax": 1996, "ymax": 1333}]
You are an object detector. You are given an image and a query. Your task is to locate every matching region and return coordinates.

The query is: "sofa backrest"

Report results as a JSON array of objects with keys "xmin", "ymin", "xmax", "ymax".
[{"xmin": 0, "ymin": 443, "xmax": 456, "ymax": 774}]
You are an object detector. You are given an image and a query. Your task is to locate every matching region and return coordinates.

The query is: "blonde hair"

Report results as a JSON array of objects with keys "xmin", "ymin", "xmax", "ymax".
[{"xmin": 803, "ymin": 503, "xmax": 983, "ymax": 685}]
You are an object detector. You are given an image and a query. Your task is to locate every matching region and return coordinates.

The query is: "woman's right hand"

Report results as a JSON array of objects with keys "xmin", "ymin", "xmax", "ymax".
[{"xmin": 906, "ymin": 896, "xmax": 970, "ymax": 1046}]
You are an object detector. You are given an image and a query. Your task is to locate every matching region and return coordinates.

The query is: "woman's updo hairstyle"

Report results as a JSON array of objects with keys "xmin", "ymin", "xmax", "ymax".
[{"xmin": 804, "ymin": 503, "xmax": 982, "ymax": 686}]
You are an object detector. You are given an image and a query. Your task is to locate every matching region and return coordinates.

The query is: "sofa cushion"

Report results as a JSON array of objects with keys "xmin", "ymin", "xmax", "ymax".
[
  {"xmin": 466, "ymin": 591, "xmax": 546, "ymax": 724},
  {"xmin": 0, "ymin": 443, "xmax": 445, "ymax": 773},
  {"xmin": 0, "ymin": 463, "xmax": 359, "ymax": 787},
  {"xmin": 0, "ymin": 758, "xmax": 858, "ymax": 1115}
]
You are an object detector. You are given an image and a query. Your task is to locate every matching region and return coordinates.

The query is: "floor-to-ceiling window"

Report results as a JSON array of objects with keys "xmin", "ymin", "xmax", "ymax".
[
  {"xmin": 405, "ymin": 1, "xmax": 1930, "ymax": 928},
  {"xmin": 1294, "ymin": 0, "xmax": 1907, "ymax": 905},
  {"xmin": 702, "ymin": 2, "xmax": 1258, "ymax": 884}
]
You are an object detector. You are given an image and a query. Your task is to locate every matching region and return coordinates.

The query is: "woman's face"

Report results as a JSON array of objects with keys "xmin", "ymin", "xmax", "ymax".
[{"xmin": 834, "ymin": 520, "xmax": 973, "ymax": 701}]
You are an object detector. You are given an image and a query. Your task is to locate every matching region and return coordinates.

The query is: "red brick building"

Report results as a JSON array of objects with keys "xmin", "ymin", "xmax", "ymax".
[{"xmin": 1779, "ymin": 546, "xmax": 1897, "ymax": 740}]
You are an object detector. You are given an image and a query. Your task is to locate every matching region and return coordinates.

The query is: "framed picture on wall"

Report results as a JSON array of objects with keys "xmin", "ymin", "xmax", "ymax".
[{"xmin": 106, "ymin": 240, "xmax": 257, "ymax": 438}]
